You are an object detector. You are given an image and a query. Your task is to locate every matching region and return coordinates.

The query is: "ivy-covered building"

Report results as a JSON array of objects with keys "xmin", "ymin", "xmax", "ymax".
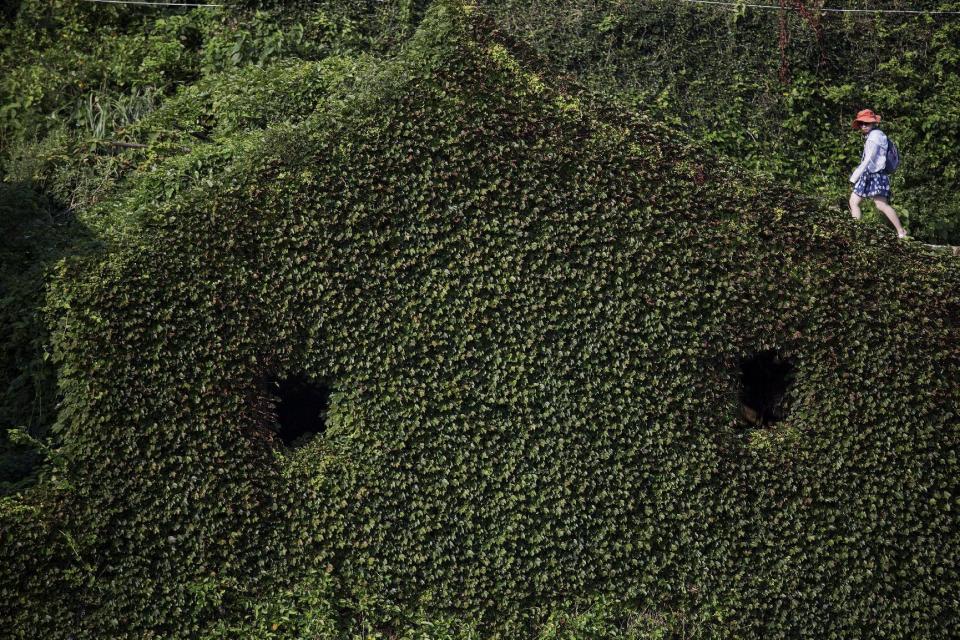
[{"xmin": 1, "ymin": 2, "xmax": 958, "ymax": 638}]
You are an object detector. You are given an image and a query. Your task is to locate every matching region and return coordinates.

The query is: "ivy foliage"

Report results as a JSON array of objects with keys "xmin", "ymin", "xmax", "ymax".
[
  {"xmin": 0, "ymin": 182, "xmax": 100, "ymax": 495},
  {"xmin": 1, "ymin": 1, "xmax": 959, "ymax": 638},
  {"xmin": 0, "ymin": 0, "xmax": 422, "ymax": 488}
]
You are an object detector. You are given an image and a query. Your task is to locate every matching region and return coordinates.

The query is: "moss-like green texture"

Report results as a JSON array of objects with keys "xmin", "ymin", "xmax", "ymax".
[{"xmin": 2, "ymin": 3, "xmax": 959, "ymax": 637}]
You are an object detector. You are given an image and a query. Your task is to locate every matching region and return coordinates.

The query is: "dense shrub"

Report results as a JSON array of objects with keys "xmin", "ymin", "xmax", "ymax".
[
  {"xmin": 1, "ymin": 2, "xmax": 957, "ymax": 637},
  {"xmin": 0, "ymin": 0, "xmax": 389, "ymax": 163},
  {"xmin": 0, "ymin": 182, "xmax": 97, "ymax": 495},
  {"xmin": 0, "ymin": 1, "xmax": 408, "ymax": 480}
]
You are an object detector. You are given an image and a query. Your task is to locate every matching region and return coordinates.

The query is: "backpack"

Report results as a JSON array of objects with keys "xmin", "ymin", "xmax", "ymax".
[{"xmin": 883, "ymin": 133, "xmax": 901, "ymax": 174}]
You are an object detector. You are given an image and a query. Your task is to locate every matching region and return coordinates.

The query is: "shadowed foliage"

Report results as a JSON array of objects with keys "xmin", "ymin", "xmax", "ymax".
[{"xmin": 0, "ymin": 2, "xmax": 959, "ymax": 638}]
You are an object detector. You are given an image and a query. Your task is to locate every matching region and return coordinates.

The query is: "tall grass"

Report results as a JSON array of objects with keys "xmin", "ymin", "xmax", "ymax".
[{"xmin": 74, "ymin": 85, "xmax": 162, "ymax": 141}]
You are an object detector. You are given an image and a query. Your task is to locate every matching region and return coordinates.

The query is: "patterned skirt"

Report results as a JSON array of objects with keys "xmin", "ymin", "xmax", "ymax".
[{"xmin": 853, "ymin": 171, "xmax": 892, "ymax": 199}]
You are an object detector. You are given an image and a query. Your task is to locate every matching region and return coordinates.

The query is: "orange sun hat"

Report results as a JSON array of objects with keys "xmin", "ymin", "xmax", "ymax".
[{"xmin": 852, "ymin": 108, "xmax": 882, "ymax": 129}]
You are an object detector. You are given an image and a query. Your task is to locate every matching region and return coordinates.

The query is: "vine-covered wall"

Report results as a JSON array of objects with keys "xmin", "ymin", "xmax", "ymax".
[
  {"xmin": 1, "ymin": 3, "xmax": 958, "ymax": 637},
  {"xmin": 481, "ymin": 0, "xmax": 960, "ymax": 243},
  {"xmin": 0, "ymin": 0, "xmax": 425, "ymax": 493}
]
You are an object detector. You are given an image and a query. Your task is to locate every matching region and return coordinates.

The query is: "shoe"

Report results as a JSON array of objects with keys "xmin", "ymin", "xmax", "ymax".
[{"xmin": 897, "ymin": 230, "xmax": 908, "ymax": 240}]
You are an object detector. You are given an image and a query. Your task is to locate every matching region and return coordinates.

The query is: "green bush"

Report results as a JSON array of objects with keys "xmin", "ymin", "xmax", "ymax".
[{"xmin": 0, "ymin": 182, "xmax": 97, "ymax": 495}]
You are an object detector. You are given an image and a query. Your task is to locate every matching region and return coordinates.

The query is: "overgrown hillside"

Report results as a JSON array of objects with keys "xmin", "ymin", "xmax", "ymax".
[{"xmin": 1, "ymin": 1, "xmax": 959, "ymax": 638}]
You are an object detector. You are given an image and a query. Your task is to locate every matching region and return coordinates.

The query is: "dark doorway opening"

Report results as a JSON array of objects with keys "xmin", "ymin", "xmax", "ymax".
[
  {"xmin": 266, "ymin": 375, "xmax": 332, "ymax": 446},
  {"xmin": 739, "ymin": 350, "xmax": 794, "ymax": 427}
]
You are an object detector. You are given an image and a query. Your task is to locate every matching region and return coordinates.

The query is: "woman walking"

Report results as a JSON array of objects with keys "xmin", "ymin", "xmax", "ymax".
[{"xmin": 849, "ymin": 109, "xmax": 907, "ymax": 239}]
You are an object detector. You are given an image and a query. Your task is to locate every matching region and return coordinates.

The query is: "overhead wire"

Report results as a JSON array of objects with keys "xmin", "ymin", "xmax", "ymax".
[
  {"xmin": 79, "ymin": 0, "xmax": 225, "ymax": 7},
  {"xmin": 679, "ymin": 0, "xmax": 960, "ymax": 15},
  {"xmin": 75, "ymin": 0, "xmax": 960, "ymax": 13}
]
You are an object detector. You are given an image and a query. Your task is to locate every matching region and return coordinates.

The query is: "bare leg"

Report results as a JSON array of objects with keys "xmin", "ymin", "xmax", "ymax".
[
  {"xmin": 873, "ymin": 196, "xmax": 907, "ymax": 237},
  {"xmin": 849, "ymin": 192, "xmax": 863, "ymax": 220}
]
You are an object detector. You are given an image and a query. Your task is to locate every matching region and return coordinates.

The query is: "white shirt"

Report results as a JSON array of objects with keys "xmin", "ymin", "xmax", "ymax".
[{"xmin": 850, "ymin": 129, "xmax": 888, "ymax": 184}]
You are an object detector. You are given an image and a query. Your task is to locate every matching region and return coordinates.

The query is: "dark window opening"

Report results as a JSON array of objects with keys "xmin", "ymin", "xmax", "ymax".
[
  {"xmin": 266, "ymin": 375, "xmax": 332, "ymax": 447},
  {"xmin": 739, "ymin": 350, "xmax": 794, "ymax": 427}
]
